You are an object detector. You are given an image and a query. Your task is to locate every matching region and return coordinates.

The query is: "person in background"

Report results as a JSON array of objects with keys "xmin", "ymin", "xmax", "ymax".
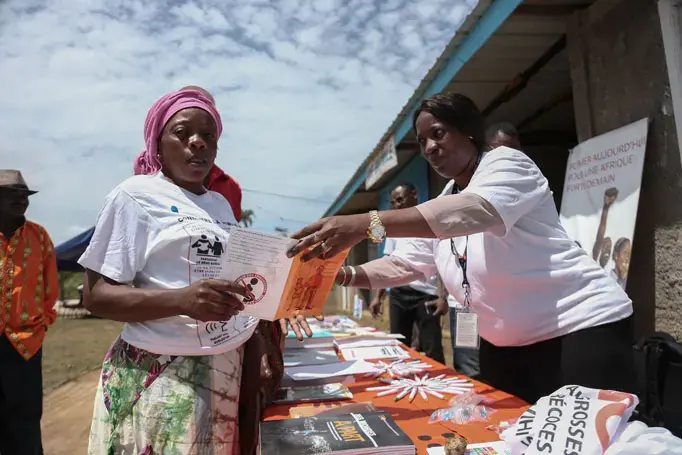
[
  {"xmin": 0, "ymin": 169, "xmax": 58, "ymax": 455},
  {"xmin": 368, "ymin": 182, "xmax": 445, "ymax": 364},
  {"xmin": 485, "ymin": 122, "xmax": 521, "ymax": 150},
  {"xmin": 289, "ymin": 92, "xmax": 635, "ymax": 404}
]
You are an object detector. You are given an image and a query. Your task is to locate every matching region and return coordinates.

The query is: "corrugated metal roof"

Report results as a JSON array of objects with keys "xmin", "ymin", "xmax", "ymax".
[{"xmin": 323, "ymin": 0, "xmax": 493, "ymax": 217}]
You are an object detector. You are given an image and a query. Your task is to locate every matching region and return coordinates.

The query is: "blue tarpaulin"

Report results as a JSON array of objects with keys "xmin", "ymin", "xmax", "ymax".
[{"xmin": 55, "ymin": 227, "xmax": 94, "ymax": 271}]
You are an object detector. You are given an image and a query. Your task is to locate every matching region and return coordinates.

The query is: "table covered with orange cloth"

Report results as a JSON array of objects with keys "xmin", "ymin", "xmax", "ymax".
[{"xmin": 263, "ymin": 346, "xmax": 529, "ymax": 454}]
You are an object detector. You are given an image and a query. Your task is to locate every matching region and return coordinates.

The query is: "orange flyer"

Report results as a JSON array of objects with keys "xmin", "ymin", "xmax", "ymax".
[
  {"xmin": 218, "ymin": 227, "xmax": 349, "ymax": 321},
  {"xmin": 274, "ymin": 247, "xmax": 349, "ymax": 320}
]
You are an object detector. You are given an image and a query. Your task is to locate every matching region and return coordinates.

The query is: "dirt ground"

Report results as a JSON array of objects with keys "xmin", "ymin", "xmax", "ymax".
[
  {"xmin": 43, "ymin": 318, "xmax": 123, "ymax": 392},
  {"xmin": 42, "ymin": 370, "xmax": 100, "ymax": 455},
  {"xmin": 41, "ymin": 318, "xmax": 121, "ymax": 454}
]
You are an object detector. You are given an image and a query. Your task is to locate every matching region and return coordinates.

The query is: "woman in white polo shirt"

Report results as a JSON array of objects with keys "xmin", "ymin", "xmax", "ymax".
[{"xmin": 287, "ymin": 92, "xmax": 635, "ymax": 404}]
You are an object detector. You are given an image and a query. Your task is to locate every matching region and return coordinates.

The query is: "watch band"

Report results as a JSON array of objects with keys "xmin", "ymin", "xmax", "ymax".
[
  {"xmin": 369, "ymin": 210, "xmax": 381, "ymax": 226},
  {"xmin": 367, "ymin": 210, "xmax": 386, "ymax": 243}
]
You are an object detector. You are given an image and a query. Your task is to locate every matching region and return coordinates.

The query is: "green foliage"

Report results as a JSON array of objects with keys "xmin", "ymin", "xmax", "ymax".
[
  {"xmin": 241, "ymin": 209, "xmax": 255, "ymax": 228},
  {"xmin": 60, "ymin": 271, "xmax": 83, "ymax": 300}
]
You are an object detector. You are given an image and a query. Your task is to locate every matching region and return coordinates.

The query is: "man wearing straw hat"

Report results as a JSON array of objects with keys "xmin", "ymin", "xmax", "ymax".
[{"xmin": 0, "ymin": 169, "xmax": 58, "ymax": 455}]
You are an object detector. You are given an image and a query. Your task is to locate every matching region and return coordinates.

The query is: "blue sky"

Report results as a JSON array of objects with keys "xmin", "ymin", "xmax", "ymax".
[{"xmin": 0, "ymin": 0, "xmax": 476, "ymax": 244}]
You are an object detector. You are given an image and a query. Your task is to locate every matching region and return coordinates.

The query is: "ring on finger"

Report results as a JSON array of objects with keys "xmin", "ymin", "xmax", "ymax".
[{"xmin": 321, "ymin": 241, "xmax": 332, "ymax": 253}]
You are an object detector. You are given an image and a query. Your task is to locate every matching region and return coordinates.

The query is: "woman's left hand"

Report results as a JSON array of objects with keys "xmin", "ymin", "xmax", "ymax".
[
  {"xmin": 279, "ymin": 315, "xmax": 325, "ymax": 341},
  {"xmin": 287, "ymin": 214, "xmax": 369, "ymax": 261}
]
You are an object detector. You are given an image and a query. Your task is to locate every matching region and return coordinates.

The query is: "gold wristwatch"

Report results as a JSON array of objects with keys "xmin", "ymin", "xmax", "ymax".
[{"xmin": 367, "ymin": 210, "xmax": 386, "ymax": 243}]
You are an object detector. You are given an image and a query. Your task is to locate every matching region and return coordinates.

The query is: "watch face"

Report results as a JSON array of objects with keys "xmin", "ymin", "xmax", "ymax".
[{"xmin": 370, "ymin": 225, "xmax": 386, "ymax": 239}]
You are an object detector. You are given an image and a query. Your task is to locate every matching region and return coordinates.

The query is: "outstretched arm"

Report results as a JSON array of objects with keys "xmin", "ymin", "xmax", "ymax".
[
  {"xmin": 592, "ymin": 188, "xmax": 618, "ymax": 260},
  {"xmin": 289, "ymin": 193, "xmax": 502, "ymax": 261},
  {"xmin": 289, "ymin": 151, "xmax": 545, "ymax": 262}
]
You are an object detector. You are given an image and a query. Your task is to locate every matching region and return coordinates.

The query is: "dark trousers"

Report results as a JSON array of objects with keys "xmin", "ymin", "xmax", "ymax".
[
  {"xmin": 0, "ymin": 334, "xmax": 44, "ymax": 455},
  {"xmin": 389, "ymin": 286, "xmax": 445, "ymax": 364},
  {"xmin": 479, "ymin": 317, "xmax": 636, "ymax": 405},
  {"xmin": 449, "ymin": 308, "xmax": 480, "ymax": 378}
]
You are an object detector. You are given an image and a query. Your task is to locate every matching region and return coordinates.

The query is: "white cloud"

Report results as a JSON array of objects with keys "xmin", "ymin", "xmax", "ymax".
[{"xmin": 0, "ymin": 0, "xmax": 477, "ymax": 243}]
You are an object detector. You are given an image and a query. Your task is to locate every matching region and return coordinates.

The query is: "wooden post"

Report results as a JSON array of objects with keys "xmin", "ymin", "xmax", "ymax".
[
  {"xmin": 659, "ymin": 0, "xmax": 682, "ymax": 166},
  {"xmin": 567, "ymin": 11, "xmax": 594, "ymax": 143}
]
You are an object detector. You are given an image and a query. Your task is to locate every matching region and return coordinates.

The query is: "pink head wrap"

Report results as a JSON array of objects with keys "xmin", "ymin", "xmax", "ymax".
[{"xmin": 133, "ymin": 89, "xmax": 223, "ymax": 175}]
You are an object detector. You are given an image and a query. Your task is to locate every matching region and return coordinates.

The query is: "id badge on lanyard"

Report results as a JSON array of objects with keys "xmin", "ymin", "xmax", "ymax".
[
  {"xmin": 453, "ymin": 251, "xmax": 480, "ymax": 349},
  {"xmin": 450, "ymin": 172, "xmax": 480, "ymax": 349}
]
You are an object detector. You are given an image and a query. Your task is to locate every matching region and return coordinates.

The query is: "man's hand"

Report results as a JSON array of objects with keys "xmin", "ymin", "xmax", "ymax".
[
  {"xmin": 428, "ymin": 298, "xmax": 449, "ymax": 317},
  {"xmin": 279, "ymin": 314, "xmax": 324, "ymax": 341},
  {"xmin": 369, "ymin": 298, "xmax": 383, "ymax": 319}
]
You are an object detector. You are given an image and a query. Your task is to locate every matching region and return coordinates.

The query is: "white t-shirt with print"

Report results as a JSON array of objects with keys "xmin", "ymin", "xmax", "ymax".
[
  {"xmin": 383, "ymin": 237, "xmax": 438, "ymax": 296},
  {"xmin": 437, "ymin": 181, "xmax": 468, "ymax": 311},
  {"xmin": 392, "ymin": 147, "xmax": 633, "ymax": 347},
  {"xmin": 79, "ymin": 174, "xmax": 258, "ymax": 356}
]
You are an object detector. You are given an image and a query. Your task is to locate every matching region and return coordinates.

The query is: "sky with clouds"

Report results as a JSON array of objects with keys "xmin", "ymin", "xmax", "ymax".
[{"xmin": 0, "ymin": 0, "xmax": 477, "ymax": 244}]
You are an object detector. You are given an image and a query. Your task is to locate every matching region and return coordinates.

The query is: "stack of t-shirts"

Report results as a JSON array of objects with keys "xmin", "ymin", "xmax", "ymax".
[{"xmin": 259, "ymin": 410, "xmax": 415, "ymax": 454}]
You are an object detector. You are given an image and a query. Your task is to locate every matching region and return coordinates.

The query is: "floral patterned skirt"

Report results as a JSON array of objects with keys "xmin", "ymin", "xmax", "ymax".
[{"xmin": 88, "ymin": 336, "xmax": 244, "ymax": 455}]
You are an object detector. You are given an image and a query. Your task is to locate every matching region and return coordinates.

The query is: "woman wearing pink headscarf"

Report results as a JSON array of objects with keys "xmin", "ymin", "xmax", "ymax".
[{"xmin": 78, "ymin": 89, "xmax": 291, "ymax": 454}]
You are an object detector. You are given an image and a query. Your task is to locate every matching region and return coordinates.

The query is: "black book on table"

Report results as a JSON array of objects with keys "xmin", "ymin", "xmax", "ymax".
[{"xmin": 259, "ymin": 410, "xmax": 415, "ymax": 455}]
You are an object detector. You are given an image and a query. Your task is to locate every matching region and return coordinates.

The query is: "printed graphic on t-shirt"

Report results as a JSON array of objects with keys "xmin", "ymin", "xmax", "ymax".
[
  {"xmin": 182, "ymin": 221, "xmax": 241, "ymax": 348},
  {"xmin": 198, "ymin": 316, "xmax": 258, "ymax": 348},
  {"xmin": 201, "ymin": 319, "xmax": 236, "ymax": 347},
  {"xmin": 184, "ymin": 222, "xmax": 226, "ymax": 281}
]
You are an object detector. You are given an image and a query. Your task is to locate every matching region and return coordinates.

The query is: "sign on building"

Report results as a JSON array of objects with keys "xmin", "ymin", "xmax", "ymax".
[
  {"xmin": 365, "ymin": 135, "xmax": 398, "ymax": 189},
  {"xmin": 559, "ymin": 118, "xmax": 649, "ymax": 290}
]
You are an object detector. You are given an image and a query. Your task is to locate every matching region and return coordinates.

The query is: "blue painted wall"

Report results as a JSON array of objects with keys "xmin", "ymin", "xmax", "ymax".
[{"xmin": 377, "ymin": 154, "xmax": 429, "ymax": 256}]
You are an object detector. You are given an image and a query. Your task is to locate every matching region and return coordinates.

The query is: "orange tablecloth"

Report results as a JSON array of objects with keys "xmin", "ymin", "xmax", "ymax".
[{"xmin": 264, "ymin": 346, "xmax": 529, "ymax": 454}]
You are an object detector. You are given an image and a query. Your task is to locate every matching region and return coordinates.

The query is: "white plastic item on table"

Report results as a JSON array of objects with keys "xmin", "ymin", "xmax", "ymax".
[{"xmin": 605, "ymin": 421, "xmax": 682, "ymax": 455}]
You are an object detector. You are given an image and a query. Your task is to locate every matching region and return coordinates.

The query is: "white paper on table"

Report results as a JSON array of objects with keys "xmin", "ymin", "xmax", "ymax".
[
  {"xmin": 285, "ymin": 360, "xmax": 377, "ymax": 380},
  {"xmin": 340, "ymin": 345, "xmax": 410, "ymax": 361},
  {"xmin": 219, "ymin": 227, "xmax": 296, "ymax": 320},
  {"xmin": 427, "ymin": 441, "xmax": 511, "ymax": 455},
  {"xmin": 334, "ymin": 337, "xmax": 401, "ymax": 349}
]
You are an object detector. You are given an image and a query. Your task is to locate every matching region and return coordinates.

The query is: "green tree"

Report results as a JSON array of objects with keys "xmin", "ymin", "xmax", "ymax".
[{"xmin": 241, "ymin": 209, "xmax": 255, "ymax": 228}]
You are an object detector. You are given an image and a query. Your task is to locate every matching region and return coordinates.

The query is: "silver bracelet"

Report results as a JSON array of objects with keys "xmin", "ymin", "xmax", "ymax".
[
  {"xmin": 339, "ymin": 267, "xmax": 348, "ymax": 286},
  {"xmin": 348, "ymin": 266, "xmax": 357, "ymax": 286}
]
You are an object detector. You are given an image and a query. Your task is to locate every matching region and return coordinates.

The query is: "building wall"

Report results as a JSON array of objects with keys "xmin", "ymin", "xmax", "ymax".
[{"xmin": 577, "ymin": 0, "xmax": 682, "ymax": 339}]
